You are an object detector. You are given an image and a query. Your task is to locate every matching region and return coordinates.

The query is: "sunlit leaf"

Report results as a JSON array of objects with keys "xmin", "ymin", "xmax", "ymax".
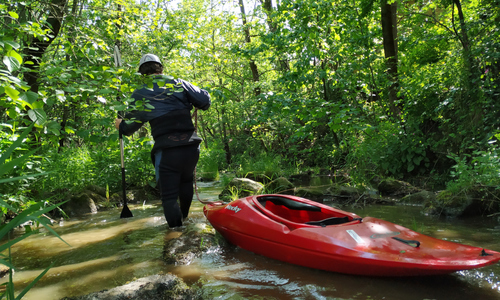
[{"xmin": 28, "ymin": 108, "xmax": 47, "ymax": 125}]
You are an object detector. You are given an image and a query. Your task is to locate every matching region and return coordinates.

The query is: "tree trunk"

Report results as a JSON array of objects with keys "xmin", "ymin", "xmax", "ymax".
[
  {"xmin": 238, "ymin": 0, "xmax": 261, "ymax": 96},
  {"xmin": 259, "ymin": 0, "xmax": 289, "ymax": 71},
  {"xmin": 452, "ymin": 0, "xmax": 476, "ymax": 82},
  {"xmin": 59, "ymin": 0, "xmax": 80, "ymax": 150},
  {"xmin": 381, "ymin": 0, "xmax": 400, "ymax": 119},
  {"xmin": 23, "ymin": 0, "xmax": 68, "ymax": 93}
]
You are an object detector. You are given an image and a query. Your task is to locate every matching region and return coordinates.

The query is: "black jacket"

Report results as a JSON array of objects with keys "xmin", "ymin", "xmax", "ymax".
[{"xmin": 119, "ymin": 75, "xmax": 211, "ymax": 162}]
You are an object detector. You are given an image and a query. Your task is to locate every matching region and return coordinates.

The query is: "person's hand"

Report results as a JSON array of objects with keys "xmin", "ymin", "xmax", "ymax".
[{"xmin": 115, "ymin": 118, "xmax": 122, "ymax": 129}]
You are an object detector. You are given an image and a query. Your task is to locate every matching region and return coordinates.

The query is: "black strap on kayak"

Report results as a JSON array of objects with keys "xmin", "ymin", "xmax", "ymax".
[
  {"xmin": 392, "ymin": 237, "xmax": 420, "ymax": 248},
  {"xmin": 305, "ymin": 216, "xmax": 350, "ymax": 227},
  {"xmin": 481, "ymin": 249, "xmax": 493, "ymax": 256},
  {"xmin": 305, "ymin": 217, "xmax": 363, "ymax": 227}
]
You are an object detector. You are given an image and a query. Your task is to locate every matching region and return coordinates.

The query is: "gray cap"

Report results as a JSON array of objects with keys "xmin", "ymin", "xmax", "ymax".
[{"xmin": 139, "ymin": 54, "xmax": 162, "ymax": 67}]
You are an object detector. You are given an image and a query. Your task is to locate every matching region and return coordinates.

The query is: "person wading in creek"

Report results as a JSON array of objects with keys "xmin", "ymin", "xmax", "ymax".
[{"xmin": 115, "ymin": 53, "xmax": 211, "ymax": 228}]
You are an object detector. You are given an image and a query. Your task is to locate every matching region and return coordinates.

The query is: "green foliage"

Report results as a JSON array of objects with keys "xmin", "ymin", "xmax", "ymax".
[
  {"xmin": 32, "ymin": 137, "xmax": 154, "ymax": 200},
  {"xmin": 0, "ymin": 125, "xmax": 68, "ymax": 299},
  {"xmin": 347, "ymin": 122, "xmax": 430, "ymax": 184},
  {"xmin": 198, "ymin": 144, "xmax": 225, "ymax": 181},
  {"xmin": 236, "ymin": 150, "xmax": 283, "ymax": 180},
  {"xmin": 446, "ymin": 141, "xmax": 500, "ymax": 193},
  {"xmin": 0, "ymin": 0, "xmax": 497, "ymax": 214}
]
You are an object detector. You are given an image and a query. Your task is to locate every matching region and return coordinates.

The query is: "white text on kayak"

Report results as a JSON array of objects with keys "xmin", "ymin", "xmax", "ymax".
[{"xmin": 225, "ymin": 205, "xmax": 242, "ymax": 213}]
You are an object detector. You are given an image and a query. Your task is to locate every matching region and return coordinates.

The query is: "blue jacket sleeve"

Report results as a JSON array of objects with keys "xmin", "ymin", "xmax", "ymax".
[{"xmin": 179, "ymin": 79, "xmax": 211, "ymax": 110}]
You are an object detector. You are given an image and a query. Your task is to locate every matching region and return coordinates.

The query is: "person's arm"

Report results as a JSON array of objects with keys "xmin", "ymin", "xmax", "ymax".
[
  {"xmin": 179, "ymin": 79, "xmax": 211, "ymax": 110},
  {"xmin": 115, "ymin": 91, "xmax": 146, "ymax": 136},
  {"xmin": 117, "ymin": 118, "xmax": 144, "ymax": 136}
]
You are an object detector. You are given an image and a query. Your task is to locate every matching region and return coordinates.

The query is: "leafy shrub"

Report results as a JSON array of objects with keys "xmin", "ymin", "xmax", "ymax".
[
  {"xmin": 236, "ymin": 150, "xmax": 283, "ymax": 179},
  {"xmin": 347, "ymin": 122, "xmax": 430, "ymax": 183},
  {"xmin": 446, "ymin": 141, "xmax": 500, "ymax": 193},
  {"xmin": 33, "ymin": 137, "xmax": 154, "ymax": 200},
  {"xmin": 0, "ymin": 125, "xmax": 68, "ymax": 299},
  {"xmin": 198, "ymin": 143, "xmax": 226, "ymax": 181}
]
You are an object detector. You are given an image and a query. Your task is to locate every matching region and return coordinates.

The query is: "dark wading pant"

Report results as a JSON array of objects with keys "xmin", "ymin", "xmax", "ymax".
[{"xmin": 154, "ymin": 144, "xmax": 200, "ymax": 227}]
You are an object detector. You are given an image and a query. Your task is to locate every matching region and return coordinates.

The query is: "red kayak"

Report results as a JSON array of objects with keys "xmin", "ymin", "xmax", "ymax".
[{"xmin": 203, "ymin": 194, "xmax": 500, "ymax": 276}]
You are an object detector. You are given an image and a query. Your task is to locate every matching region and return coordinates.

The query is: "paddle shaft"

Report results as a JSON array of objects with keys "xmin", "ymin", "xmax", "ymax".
[
  {"xmin": 119, "ymin": 130, "xmax": 133, "ymax": 218},
  {"xmin": 114, "ymin": 42, "xmax": 132, "ymax": 218},
  {"xmin": 120, "ymin": 131, "xmax": 126, "ymax": 201}
]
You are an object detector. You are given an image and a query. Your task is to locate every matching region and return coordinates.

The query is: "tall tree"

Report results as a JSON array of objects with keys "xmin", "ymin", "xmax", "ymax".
[
  {"xmin": 23, "ymin": 0, "xmax": 68, "ymax": 93},
  {"xmin": 238, "ymin": 0, "xmax": 261, "ymax": 96},
  {"xmin": 381, "ymin": 0, "xmax": 399, "ymax": 119}
]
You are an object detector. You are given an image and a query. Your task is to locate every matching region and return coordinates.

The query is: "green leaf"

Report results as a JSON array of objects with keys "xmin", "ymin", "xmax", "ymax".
[
  {"xmin": 26, "ymin": 91, "xmax": 39, "ymax": 103},
  {"xmin": 0, "ymin": 172, "xmax": 51, "ymax": 184},
  {"xmin": 8, "ymin": 11, "xmax": 19, "ymax": 19},
  {"xmin": 4, "ymin": 86, "xmax": 20, "ymax": 100},
  {"xmin": 15, "ymin": 262, "xmax": 55, "ymax": 300},
  {"xmin": 8, "ymin": 50, "xmax": 22, "ymax": 65},
  {"xmin": 3, "ymin": 56, "xmax": 20, "ymax": 72},
  {"xmin": 3, "ymin": 40, "xmax": 20, "ymax": 49},
  {"xmin": 0, "ymin": 123, "xmax": 34, "ymax": 167},
  {"xmin": 0, "ymin": 230, "xmax": 37, "ymax": 254},
  {"xmin": 0, "ymin": 148, "xmax": 38, "ymax": 178},
  {"xmin": 28, "ymin": 108, "xmax": 47, "ymax": 125},
  {"xmin": 6, "ymin": 107, "xmax": 17, "ymax": 119},
  {"xmin": 99, "ymin": 88, "xmax": 114, "ymax": 94},
  {"xmin": 19, "ymin": 91, "xmax": 39, "ymax": 107}
]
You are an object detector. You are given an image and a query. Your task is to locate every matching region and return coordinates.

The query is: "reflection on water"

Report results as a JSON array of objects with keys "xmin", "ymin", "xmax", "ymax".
[{"xmin": 2, "ymin": 181, "xmax": 500, "ymax": 300}]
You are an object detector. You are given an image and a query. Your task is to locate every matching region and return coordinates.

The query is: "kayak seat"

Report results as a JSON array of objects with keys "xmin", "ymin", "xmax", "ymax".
[
  {"xmin": 259, "ymin": 196, "xmax": 322, "ymax": 212},
  {"xmin": 256, "ymin": 196, "xmax": 347, "ymax": 226},
  {"xmin": 305, "ymin": 216, "xmax": 350, "ymax": 227}
]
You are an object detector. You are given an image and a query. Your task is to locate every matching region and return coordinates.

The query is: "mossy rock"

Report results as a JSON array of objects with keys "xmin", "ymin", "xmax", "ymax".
[
  {"xmin": 265, "ymin": 177, "xmax": 294, "ymax": 194},
  {"xmin": 328, "ymin": 185, "xmax": 363, "ymax": 199},
  {"xmin": 400, "ymin": 191, "xmax": 436, "ymax": 205},
  {"xmin": 378, "ymin": 179, "xmax": 420, "ymax": 197},
  {"xmin": 424, "ymin": 186, "xmax": 500, "ymax": 217},
  {"xmin": 60, "ymin": 274, "xmax": 194, "ymax": 300},
  {"xmin": 423, "ymin": 190, "xmax": 472, "ymax": 217},
  {"xmin": 60, "ymin": 192, "xmax": 99, "ymax": 217},
  {"xmin": 219, "ymin": 178, "xmax": 264, "ymax": 201},
  {"xmin": 289, "ymin": 172, "xmax": 314, "ymax": 184},
  {"xmin": 84, "ymin": 184, "xmax": 107, "ymax": 197},
  {"xmin": 294, "ymin": 186, "xmax": 326, "ymax": 202},
  {"xmin": 241, "ymin": 171, "xmax": 276, "ymax": 184}
]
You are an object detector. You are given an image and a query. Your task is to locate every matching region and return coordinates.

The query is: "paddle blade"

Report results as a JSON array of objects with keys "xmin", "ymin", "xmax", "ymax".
[{"xmin": 120, "ymin": 204, "xmax": 133, "ymax": 218}]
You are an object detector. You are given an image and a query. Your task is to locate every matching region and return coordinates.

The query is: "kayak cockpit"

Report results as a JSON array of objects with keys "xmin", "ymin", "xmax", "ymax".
[{"xmin": 252, "ymin": 195, "xmax": 362, "ymax": 229}]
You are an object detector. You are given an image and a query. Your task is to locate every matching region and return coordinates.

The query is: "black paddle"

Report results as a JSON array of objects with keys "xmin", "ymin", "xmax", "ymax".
[
  {"xmin": 114, "ymin": 44, "xmax": 132, "ymax": 218},
  {"xmin": 119, "ymin": 129, "xmax": 133, "ymax": 218}
]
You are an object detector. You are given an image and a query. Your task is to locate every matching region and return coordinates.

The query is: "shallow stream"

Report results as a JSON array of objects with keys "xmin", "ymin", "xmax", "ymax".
[{"xmin": 3, "ymin": 181, "xmax": 500, "ymax": 300}]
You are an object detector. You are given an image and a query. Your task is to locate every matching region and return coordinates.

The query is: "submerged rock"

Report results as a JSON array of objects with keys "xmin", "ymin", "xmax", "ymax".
[
  {"xmin": 163, "ymin": 223, "xmax": 226, "ymax": 265},
  {"xmin": 60, "ymin": 274, "xmax": 195, "ymax": 300}
]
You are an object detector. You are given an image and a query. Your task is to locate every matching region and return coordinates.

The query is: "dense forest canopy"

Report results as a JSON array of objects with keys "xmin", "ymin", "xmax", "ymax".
[{"xmin": 1, "ymin": 0, "xmax": 499, "ymax": 206}]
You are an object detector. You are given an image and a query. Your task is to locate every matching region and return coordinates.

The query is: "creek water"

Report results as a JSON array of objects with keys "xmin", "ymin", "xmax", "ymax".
[{"xmin": 3, "ymin": 181, "xmax": 500, "ymax": 300}]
